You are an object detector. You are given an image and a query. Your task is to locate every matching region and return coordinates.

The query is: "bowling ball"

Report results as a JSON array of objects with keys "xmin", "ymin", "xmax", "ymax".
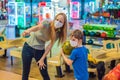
[
  {"xmin": 83, "ymin": 30, "xmax": 85, "ymax": 35},
  {"xmin": 84, "ymin": 30, "xmax": 89, "ymax": 36},
  {"xmin": 96, "ymin": 32, "xmax": 101, "ymax": 37},
  {"xmin": 90, "ymin": 31, "xmax": 95, "ymax": 36},
  {"xmin": 89, "ymin": 26, "xmax": 93, "ymax": 30},
  {"xmin": 88, "ymin": 39, "xmax": 93, "ymax": 44},
  {"xmin": 103, "ymin": 27, "xmax": 108, "ymax": 31},
  {"xmin": 101, "ymin": 32, "xmax": 107, "ymax": 38},
  {"xmin": 62, "ymin": 41, "xmax": 74, "ymax": 55}
]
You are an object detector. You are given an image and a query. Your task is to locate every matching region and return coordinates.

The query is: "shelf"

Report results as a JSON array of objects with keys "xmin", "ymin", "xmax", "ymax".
[{"xmin": 84, "ymin": 36, "xmax": 120, "ymax": 40}]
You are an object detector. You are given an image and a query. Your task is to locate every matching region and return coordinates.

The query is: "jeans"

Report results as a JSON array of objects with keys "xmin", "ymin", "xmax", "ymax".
[{"xmin": 22, "ymin": 42, "xmax": 50, "ymax": 80}]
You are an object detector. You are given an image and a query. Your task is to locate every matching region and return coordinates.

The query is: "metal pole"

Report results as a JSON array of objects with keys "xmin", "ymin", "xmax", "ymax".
[{"xmin": 30, "ymin": 0, "xmax": 32, "ymax": 23}]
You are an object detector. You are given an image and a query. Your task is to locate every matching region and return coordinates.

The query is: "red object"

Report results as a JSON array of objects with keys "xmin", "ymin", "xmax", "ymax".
[
  {"xmin": 39, "ymin": 2, "xmax": 46, "ymax": 7},
  {"xmin": 46, "ymin": 13, "xmax": 50, "ymax": 19},
  {"xmin": 101, "ymin": 32, "xmax": 107, "ymax": 38},
  {"xmin": 103, "ymin": 64, "xmax": 120, "ymax": 80},
  {"xmin": 102, "ymin": 12, "xmax": 110, "ymax": 17},
  {"xmin": 118, "ymin": 11, "xmax": 120, "ymax": 18}
]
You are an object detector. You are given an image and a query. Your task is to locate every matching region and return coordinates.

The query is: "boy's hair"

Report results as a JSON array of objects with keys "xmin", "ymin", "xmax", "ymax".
[{"xmin": 71, "ymin": 29, "xmax": 83, "ymax": 40}]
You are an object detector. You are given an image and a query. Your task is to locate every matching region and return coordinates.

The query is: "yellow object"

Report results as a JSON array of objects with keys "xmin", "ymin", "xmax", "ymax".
[
  {"xmin": 0, "ymin": 49, "xmax": 4, "ymax": 56},
  {"xmin": 47, "ymin": 53, "xmax": 62, "ymax": 66},
  {"xmin": 62, "ymin": 41, "xmax": 74, "ymax": 55},
  {"xmin": 88, "ymin": 54, "xmax": 97, "ymax": 64},
  {"xmin": 10, "ymin": 47, "xmax": 22, "ymax": 58}
]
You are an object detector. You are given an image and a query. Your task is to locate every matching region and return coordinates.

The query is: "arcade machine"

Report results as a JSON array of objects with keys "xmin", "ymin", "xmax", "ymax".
[
  {"xmin": 32, "ymin": 2, "xmax": 39, "ymax": 26},
  {"xmin": 17, "ymin": 2, "xmax": 25, "ymax": 27},
  {"xmin": 54, "ymin": 6, "xmax": 68, "ymax": 19},
  {"xmin": 43, "ymin": 2, "xmax": 54, "ymax": 20},
  {"xmin": 16, "ymin": 2, "xmax": 26, "ymax": 35},
  {"xmin": 70, "ymin": 1, "xmax": 81, "ymax": 29},
  {"xmin": 70, "ymin": 1, "xmax": 80, "ymax": 19},
  {"xmin": 25, "ymin": 2, "xmax": 31, "ymax": 27},
  {"xmin": 7, "ymin": 1, "xmax": 17, "ymax": 39},
  {"xmin": 3, "ymin": 1, "xmax": 17, "ymax": 57},
  {"xmin": 38, "ymin": 2, "xmax": 54, "ymax": 23}
]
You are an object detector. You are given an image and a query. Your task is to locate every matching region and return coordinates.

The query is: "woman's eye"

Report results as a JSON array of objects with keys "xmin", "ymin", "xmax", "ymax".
[{"xmin": 59, "ymin": 21, "xmax": 62, "ymax": 23}]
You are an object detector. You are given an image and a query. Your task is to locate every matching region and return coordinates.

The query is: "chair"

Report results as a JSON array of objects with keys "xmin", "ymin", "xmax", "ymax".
[
  {"xmin": 47, "ymin": 53, "xmax": 64, "ymax": 77},
  {"xmin": 102, "ymin": 40, "xmax": 117, "ymax": 53},
  {"xmin": 9, "ymin": 38, "xmax": 26, "ymax": 65},
  {"xmin": 0, "ymin": 48, "xmax": 5, "ymax": 56},
  {"xmin": 0, "ymin": 35, "xmax": 6, "ymax": 56},
  {"xmin": 10, "ymin": 47, "xmax": 22, "ymax": 65},
  {"xmin": 115, "ymin": 39, "xmax": 120, "ymax": 52},
  {"xmin": 90, "ymin": 40, "xmax": 117, "ymax": 59}
]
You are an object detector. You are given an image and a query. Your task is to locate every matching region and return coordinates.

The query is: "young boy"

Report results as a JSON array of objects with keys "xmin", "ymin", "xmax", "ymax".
[{"xmin": 61, "ymin": 29, "xmax": 89, "ymax": 80}]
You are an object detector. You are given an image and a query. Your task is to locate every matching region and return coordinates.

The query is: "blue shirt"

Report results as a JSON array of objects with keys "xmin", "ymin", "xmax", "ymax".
[{"xmin": 69, "ymin": 46, "xmax": 89, "ymax": 80}]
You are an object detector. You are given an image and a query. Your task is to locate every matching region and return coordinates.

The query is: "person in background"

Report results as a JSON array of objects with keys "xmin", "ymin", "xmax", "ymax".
[
  {"xmin": 61, "ymin": 29, "xmax": 89, "ymax": 80},
  {"xmin": 22, "ymin": 13, "xmax": 67, "ymax": 80},
  {"xmin": 45, "ymin": 13, "xmax": 51, "ymax": 22}
]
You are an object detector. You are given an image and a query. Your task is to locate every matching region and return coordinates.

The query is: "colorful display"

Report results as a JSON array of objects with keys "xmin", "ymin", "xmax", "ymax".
[
  {"xmin": 83, "ymin": 24, "xmax": 117, "ymax": 38},
  {"xmin": 38, "ymin": 2, "xmax": 54, "ymax": 23},
  {"xmin": 17, "ymin": 2, "xmax": 25, "ymax": 27},
  {"xmin": 25, "ymin": 3, "xmax": 31, "ymax": 26},
  {"xmin": 70, "ymin": 1, "xmax": 80, "ymax": 19},
  {"xmin": 8, "ymin": 2, "xmax": 17, "ymax": 25},
  {"xmin": 32, "ymin": 3, "xmax": 38, "ymax": 25}
]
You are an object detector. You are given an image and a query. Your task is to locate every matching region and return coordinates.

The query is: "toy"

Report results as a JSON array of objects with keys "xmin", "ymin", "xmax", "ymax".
[{"xmin": 62, "ymin": 41, "xmax": 74, "ymax": 55}]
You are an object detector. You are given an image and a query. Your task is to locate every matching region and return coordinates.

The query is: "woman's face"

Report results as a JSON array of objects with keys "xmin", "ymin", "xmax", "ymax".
[
  {"xmin": 56, "ymin": 15, "xmax": 64, "ymax": 24},
  {"xmin": 54, "ymin": 15, "xmax": 65, "ymax": 29}
]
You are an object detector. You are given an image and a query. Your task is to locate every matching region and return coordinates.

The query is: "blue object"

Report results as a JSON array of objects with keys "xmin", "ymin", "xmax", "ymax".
[{"xmin": 69, "ymin": 46, "xmax": 89, "ymax": 80}]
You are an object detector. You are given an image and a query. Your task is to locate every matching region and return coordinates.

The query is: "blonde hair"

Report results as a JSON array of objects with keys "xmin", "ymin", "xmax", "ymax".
[{"xmin": 50, "ymin": 13, "xmax": 67, "ymax": 44}]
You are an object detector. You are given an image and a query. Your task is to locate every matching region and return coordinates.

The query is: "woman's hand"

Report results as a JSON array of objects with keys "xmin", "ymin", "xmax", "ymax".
[
  {"xmin": 61, "ymin": 48, "xmax": 64, "ymax": 55},
  {"xmin": 37, "ymin": 58, "xmax": 46, "ymax": 70},
  {"xmin": 22, "ymin": 30, "xmax": 30, "ymax": 37}
]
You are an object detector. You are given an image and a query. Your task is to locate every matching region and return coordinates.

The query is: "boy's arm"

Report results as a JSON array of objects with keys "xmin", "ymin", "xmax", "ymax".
[{"xmin": 61, "ymin": 49, "xmax": 73, "ymax": 66}]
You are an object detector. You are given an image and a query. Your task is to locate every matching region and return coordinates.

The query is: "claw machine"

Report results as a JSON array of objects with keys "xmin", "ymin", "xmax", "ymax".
[
  {"xmin": 25, "ymin": 2, "xmax": 31, "ymax": 27},
  {"xmin": 38, "ymin": 2, "xmax": 54, "ymax": 23},
  {"xmin": 31, "ymin": 3, "xmax": 39, "ymax": 26},
  {"xmin": 16, "ymin": 2, "xmax": 26, "ymax": 36},
  {"xmin": 17, "ymin": 2, "xmax": 25, "ymax": 27},
  {"xmin": 7, "ymin": 2, "xmax": 17, "ymax": 39},
  {"xmin": 70, "ymin": 1, "xmax": 80, "ymax": 19}
]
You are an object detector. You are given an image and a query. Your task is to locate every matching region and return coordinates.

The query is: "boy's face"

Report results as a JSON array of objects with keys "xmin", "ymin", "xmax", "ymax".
[
  {"xmin": 70, "ymin": 36, "xmax": 78, "ymax": 43},
  {"xmin": 70, "ymin": 36, "xmax": 81, "ymax": 47}
]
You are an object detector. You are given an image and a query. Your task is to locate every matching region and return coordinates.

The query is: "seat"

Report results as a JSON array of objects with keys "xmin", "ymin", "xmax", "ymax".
[
  {"xmin": 47, "ymin": 53, "xmax": 64, "ymax": 77},
  {"xmin": 0, "ymin": 48, "xmax": 5, "ymax": 56},
  {"xmin": 102, "ymin": 40, "xmax": 117, "ymax": 53},
  {"xmin": 10, "ymin": 47, "xmax": 22, "ymax": 65},
  {"xmin": 115, "ymin": 39, "xmax": 120, "ymax": 52},
  {"xmin": 0, "ymin": 35, "xmax": 7, "ymax": 56},
  {"xmin": 90, "ymin": 40, "xmax": 117, "ymax": 59}
]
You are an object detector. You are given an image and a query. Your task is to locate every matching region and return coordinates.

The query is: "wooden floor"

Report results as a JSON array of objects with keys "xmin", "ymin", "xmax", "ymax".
[
  {"xmin": 0, "ymin": 49, "xmax": 97, "ymax": 80},
  {"xmin": 0, "ymin": 70, "xmax": 38, "ymax": 80}
]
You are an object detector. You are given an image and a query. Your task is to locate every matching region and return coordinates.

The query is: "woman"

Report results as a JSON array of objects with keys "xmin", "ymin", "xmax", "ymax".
[{"xmin": 22, "ymin": 13, "xmax": 67, "ymax": 80}]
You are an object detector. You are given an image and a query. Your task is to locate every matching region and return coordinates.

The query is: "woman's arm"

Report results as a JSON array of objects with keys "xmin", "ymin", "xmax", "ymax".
[
  {"xmin": 41, "ymin": 42, "xmax": 53, "ymax": 60},
  {"xmin": 22, "ymin": 23, "xmax": 43, "ymax": 37},
  {"xmin": 27, "ymin": 23, "xmax": 43, "ymax": 32},
  {"xmin": 37, "ymin": 41, "xmax": 54, "ymax": 69}
]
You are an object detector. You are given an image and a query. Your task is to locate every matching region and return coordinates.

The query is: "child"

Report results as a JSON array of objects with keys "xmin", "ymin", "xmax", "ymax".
[{"xmin": 61, "ymin": 29, "xmax": 89, "ymax": 80}]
